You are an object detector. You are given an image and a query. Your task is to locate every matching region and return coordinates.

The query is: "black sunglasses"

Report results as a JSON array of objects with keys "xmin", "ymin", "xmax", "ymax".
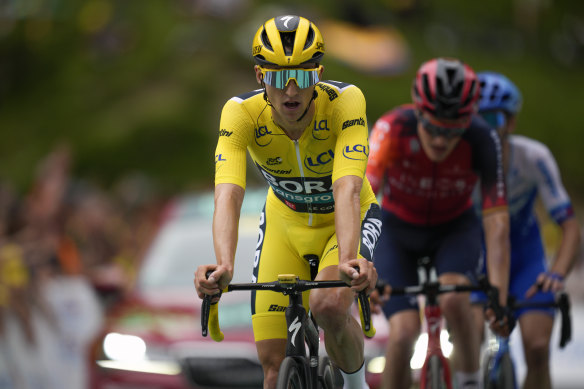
[{"xmin": 417, "ymin": 114, "xmax": 467, "ymax": 139}]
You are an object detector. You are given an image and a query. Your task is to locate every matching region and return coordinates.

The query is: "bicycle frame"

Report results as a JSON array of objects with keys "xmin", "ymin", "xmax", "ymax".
[
  {"xmin": 201, "ymin": 273, "xmax": 375, "ymax": 389},
  {"xmin": 419, "ymin": 301, "xmax": 453, "ymax": 389},
  {"xmin": 483, "ymin": 334, "xmax": 516, "ymax": 389},
  {"xmin": 481, "ymin": 291, "xmax": 572, "ymax": 389},
  {"xmin": 281, "ymin": 281, "xmax": 321, "ymax": 388},
  {"xmin": 388, "ymin": 258, "xmax": 496, "ymax": 389}
]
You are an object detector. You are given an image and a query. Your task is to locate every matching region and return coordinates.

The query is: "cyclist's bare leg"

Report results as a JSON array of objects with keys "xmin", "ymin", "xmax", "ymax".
[
  {"xmin": 309, "ymin": 265, "xmax": 363, "ymax": 373},
  {"xmin": 439, "ymin": 273, "xmax": 481, "ymax": 373},
  {"xmin": 256, "ymin": 338, "xmax": 287, "ymax": 389},
  {"xmin": 471, "ymin": 304, "xmax": 487, "ymax": 346},
  {"xmin": 382, "ymin": 310, "xmax": 420, "ymax": 389},
  {"xmin": 519, "ymin": 312, "xmax": 553, "ymax": 389}
]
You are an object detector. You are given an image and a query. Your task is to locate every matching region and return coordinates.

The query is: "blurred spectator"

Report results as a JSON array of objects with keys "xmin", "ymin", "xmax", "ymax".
[
  {"xmin": 65, "ymin": 182, "xmax": 125, "ymax": 293},
  {"xmin": 112, "ymin": 172, "xmax": 165, "ymax": 286},
  {"xmin": 0, "ymin": 240, "xmax": 58, "ymax": 388},
  {"xmin": 0, "ymin": 144, "xmax": 104, "ymax": 388}
]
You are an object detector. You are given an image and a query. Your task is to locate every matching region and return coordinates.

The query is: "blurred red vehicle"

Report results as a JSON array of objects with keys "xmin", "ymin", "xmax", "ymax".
[{"xmin": 89, "ymin": 188, "xmax": 389, "ymax": 389}]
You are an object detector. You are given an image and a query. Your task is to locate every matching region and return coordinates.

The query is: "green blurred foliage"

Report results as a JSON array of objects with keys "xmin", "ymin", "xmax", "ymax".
[{"xmin": 0, "ymin": 0, "xmax": 583, "ymax": 203}]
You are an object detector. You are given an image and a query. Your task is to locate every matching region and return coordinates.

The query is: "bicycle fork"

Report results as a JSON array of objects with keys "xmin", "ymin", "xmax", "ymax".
[
  {"xmin": 284, "ymin": 291, "xmax": 321, "ymax": 389},
  {"xmin": 420, "ymin": 304, "xmax": 453, "ymax": 389}
]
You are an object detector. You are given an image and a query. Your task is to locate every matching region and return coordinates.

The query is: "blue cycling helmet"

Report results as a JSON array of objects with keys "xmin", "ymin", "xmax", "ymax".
[{"xmin": 477, "ymin": 71, "xmax": 522, "ymax": 115}]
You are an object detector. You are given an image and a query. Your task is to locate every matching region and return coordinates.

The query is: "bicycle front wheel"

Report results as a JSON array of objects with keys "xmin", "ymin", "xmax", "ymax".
[
  {"xmin": 276, "ymin": 357, "xmax": 306, "ymax": 389},
  {"xmin": 425, "ymin": 355, "xmax": 448, "ymax": 389},
  {"xmin": 483, "ymin": 352, "xmax": 516, "ymax": 389},
  {"xmin": 318, "ymin": 356, "xmax": 335, "ymax": 389}
]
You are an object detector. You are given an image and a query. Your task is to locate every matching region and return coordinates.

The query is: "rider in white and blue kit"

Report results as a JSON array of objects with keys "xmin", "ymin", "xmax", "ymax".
[{"xmin": 473, "ymin": 71, "xmax": 581, "ymax": 389}]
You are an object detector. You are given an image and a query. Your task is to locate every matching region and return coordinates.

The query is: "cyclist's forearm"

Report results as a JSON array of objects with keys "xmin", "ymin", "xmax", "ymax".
[
  {"xmin": 212, "ymin": 183, "xmax": 244, "ymax": 271},
  {"xmin": 483, "ymin": 210, "xmax": 510, "ymax": 305},
  {"xmin": 550, "ymin": 217, "xmax": 581, "ymax": 277},
  {"xmin": 333, "ymin": 175, "xmax": 362, "ymax": 264}
]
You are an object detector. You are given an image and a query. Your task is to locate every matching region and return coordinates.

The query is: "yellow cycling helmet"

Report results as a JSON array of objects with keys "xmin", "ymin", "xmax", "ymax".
[{"xmin": 252, "ymin": 15, "xmax": 325, "ymax": 67}]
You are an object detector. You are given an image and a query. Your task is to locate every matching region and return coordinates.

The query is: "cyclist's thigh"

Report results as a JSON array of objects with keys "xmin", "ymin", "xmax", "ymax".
[
  {"xmin": 388, "ymin": 310, "xmax": 422, "ymax": 341},
  {"xmin": 374, "ymin": 210, "xmax": 422, "ymax": 318},
  {"xmin": 433, "ymin": 209, "xmax": 483, "ymax": 281},
  {"xmin": 252, "ymin": 201, "xmax": 333, "ymax": 341},
  {"xmin": 518, "ymin": 311, "xmax": 553, "ymax": 352},
  {"xmin": 319, "ymin": 202, "xmax": 382, "ymax": 270},
  {"xmin": 510, "ymin": 223, "xmax": 555, "ymax": 317}
]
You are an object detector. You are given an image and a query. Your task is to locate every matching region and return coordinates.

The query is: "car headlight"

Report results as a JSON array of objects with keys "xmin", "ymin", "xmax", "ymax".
[
  {"xmin": 97, "ymin": 332, "xmax": 181, "ymax": 376},
  {"xmin": 366, "ymin": 330, "xmax": 454, "ymax": 373},
  {"xmin": 410, "ymin": 330, "xmax": 453, "ymax": 369},
  {"xmin": 103, "ymin": 332, "xmax": 147, "ymax": 361}
]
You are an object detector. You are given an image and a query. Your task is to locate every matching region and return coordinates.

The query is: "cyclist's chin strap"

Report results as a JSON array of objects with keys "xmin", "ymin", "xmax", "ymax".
[
  {"xmin": 296, "ymin": 90, "xmax": 318, "ymax": 122},
  {"xmin": 261, "ymin": 81, "xmax": 273, "ymax": 108}
]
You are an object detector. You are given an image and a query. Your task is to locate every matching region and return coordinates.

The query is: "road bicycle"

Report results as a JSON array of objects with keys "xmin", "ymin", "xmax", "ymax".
[
  {"xmin": 480, "ymin": 290, "xmax": 572, "ymax": 389},
  {"xmin": 201, "ymin": 258, "xmax": 375, "ymax": 389},
  {"xmin": 385, "ymin": 257, "xmax": 499, "ymax": 389}
]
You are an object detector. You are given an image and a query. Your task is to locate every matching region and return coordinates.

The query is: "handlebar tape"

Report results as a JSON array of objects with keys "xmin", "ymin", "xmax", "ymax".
[
  {"xmin": 201, "ymin": 293, "xmax": 224, "ymax": 342},
  {"xmin": 208, "ymin": 301, "xmax": 224, "ymax": 342},
  {"xmin": 201, "ymin": 270, "xmax": 225, "ymax": 342}
]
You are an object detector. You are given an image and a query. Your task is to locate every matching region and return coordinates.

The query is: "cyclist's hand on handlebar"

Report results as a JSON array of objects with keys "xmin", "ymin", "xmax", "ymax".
[
  {"xmin": 485, "ymin": 305, "xmax": 514, "ymax": 337},
  {"xmin": 525, "ymin": 271, "xmax": 565, "ymax": 298},
  {"xmin": 369, "ymin": 279, "xmax": 391, "ymax": 315},
  {"xmin": 194, "ymin": 265, "xmax": 233, "ymax": 301},
  {"xmin": 339, "ymin": 258, "xmax": 377, "ymax": 294}
]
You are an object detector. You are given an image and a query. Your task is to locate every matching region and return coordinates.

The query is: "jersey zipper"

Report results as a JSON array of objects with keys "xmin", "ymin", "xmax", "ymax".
[{"xmin": 294, "ymin": 140, "xmax": 313, "ymax": 226}]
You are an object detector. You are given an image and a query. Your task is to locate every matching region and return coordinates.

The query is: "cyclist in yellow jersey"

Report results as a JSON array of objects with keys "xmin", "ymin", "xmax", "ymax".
[{"xmin": 194, "ymin": 15, "xmax": 381, "ymax": 389}]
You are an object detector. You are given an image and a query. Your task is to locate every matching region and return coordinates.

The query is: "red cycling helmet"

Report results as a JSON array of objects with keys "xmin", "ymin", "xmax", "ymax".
[{"xmin": 412, "ymin": 58, "xmax": 480, "ymax": 122}]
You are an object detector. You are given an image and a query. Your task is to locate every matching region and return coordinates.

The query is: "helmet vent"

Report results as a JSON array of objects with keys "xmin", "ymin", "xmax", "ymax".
[
  {"xmin": 489, "ymin": 84, "xmax": 500, "ymax": 102},
  {"xmin": 460, "ymin": 80, "xmax": 477, "ymax": 109},
  {"xmin": 304, "ymin": 27, "xmax": 315, "ymax": 49},
  {"xmin": 439, "ymin": 68, "xmax": 463, "ymax": 98},
  {"xmin": 261, "ymin": 28, "xmax": 273, "ymax": 51},
  {"xmin": 280, "ymin": 31, "xmax": 295, "ymax": 56},
  {"xmin": 422, "ymin": 74, "xmax": 433, "ymax": 101}
]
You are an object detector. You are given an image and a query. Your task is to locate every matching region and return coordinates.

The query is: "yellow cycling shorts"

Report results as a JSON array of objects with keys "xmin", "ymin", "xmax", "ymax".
[{"xmin": 250, "ymin": 194, "xmax": 381, "ymax": 341}]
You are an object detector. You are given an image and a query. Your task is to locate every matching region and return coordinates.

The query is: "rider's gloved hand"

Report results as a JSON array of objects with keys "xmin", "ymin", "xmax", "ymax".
[
  {"xmin": 485, "ymin": 299, "xmax": 515, "ymax": 337},
  {"xmin": 369, "ymin": 278, "xmax": 391, "ymax": 315},
  {"xmin": 525, "ymin": 271, "xmax": 565, "ymax": 298}
]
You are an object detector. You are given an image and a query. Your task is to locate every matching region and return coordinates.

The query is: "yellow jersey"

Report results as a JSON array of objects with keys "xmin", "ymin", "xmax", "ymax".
[{"xmin": 215, "ymin": 80, "xmax": 377, "ymax": 225}]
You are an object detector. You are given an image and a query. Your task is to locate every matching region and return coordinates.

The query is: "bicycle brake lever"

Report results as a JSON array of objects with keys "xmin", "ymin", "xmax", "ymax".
[
  {"xmin": 201, "ymin": 270, "xmax": 222, "ymax": 338},
  {"xmin": 201, "ymin": 294, "xmax": 211, "ymax": 337},
  {"xmin": 484, "ymin": 284, "xmax": 504, "ymax": 320},
  {"xmin": 358, "ymin": 291, "xmax": 376, "ymax": 338},
  {"xmin": 558, "ymin": 292, "xmax": 572, "ymax": 348}
]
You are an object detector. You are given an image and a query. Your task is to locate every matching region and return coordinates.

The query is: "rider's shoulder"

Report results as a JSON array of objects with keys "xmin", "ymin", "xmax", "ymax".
[
  {"xmin": 221, "ymin": 88, "xmax": 265, "ymax": 118},
  {"xmin": 316, "ymin": 80, "xmax": 363, "ymax": 101},
  {"xmin": 226, "ymin": 88, "xmax": 264, "ymax": 105},
  {"xmin": 374, "ymin": 104, "xmax": 416, "ymax": 127},
  {"xmin": 509, "ymin": 135, "xmax": 554, "ymax": 160},
  {"xmin": 465, "ymin": 115, "xmax": 499, "ymax": 143}
]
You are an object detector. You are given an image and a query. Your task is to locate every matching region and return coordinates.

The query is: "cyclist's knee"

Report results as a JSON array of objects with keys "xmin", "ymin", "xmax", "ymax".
[
  {"xmin": 256, "ymin": 339, "xmax": 286, "ymax": 386},
  {"xmin": 309, "ymin": 288, "xmax": 352, "ymax": 330},
  {"xmin": 440, "ymin": 292, "xmax": 470, "ymax": 320},
  {"xmin": 523, "ymin": 338, "xmax": 550, "ymax": 368}
]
